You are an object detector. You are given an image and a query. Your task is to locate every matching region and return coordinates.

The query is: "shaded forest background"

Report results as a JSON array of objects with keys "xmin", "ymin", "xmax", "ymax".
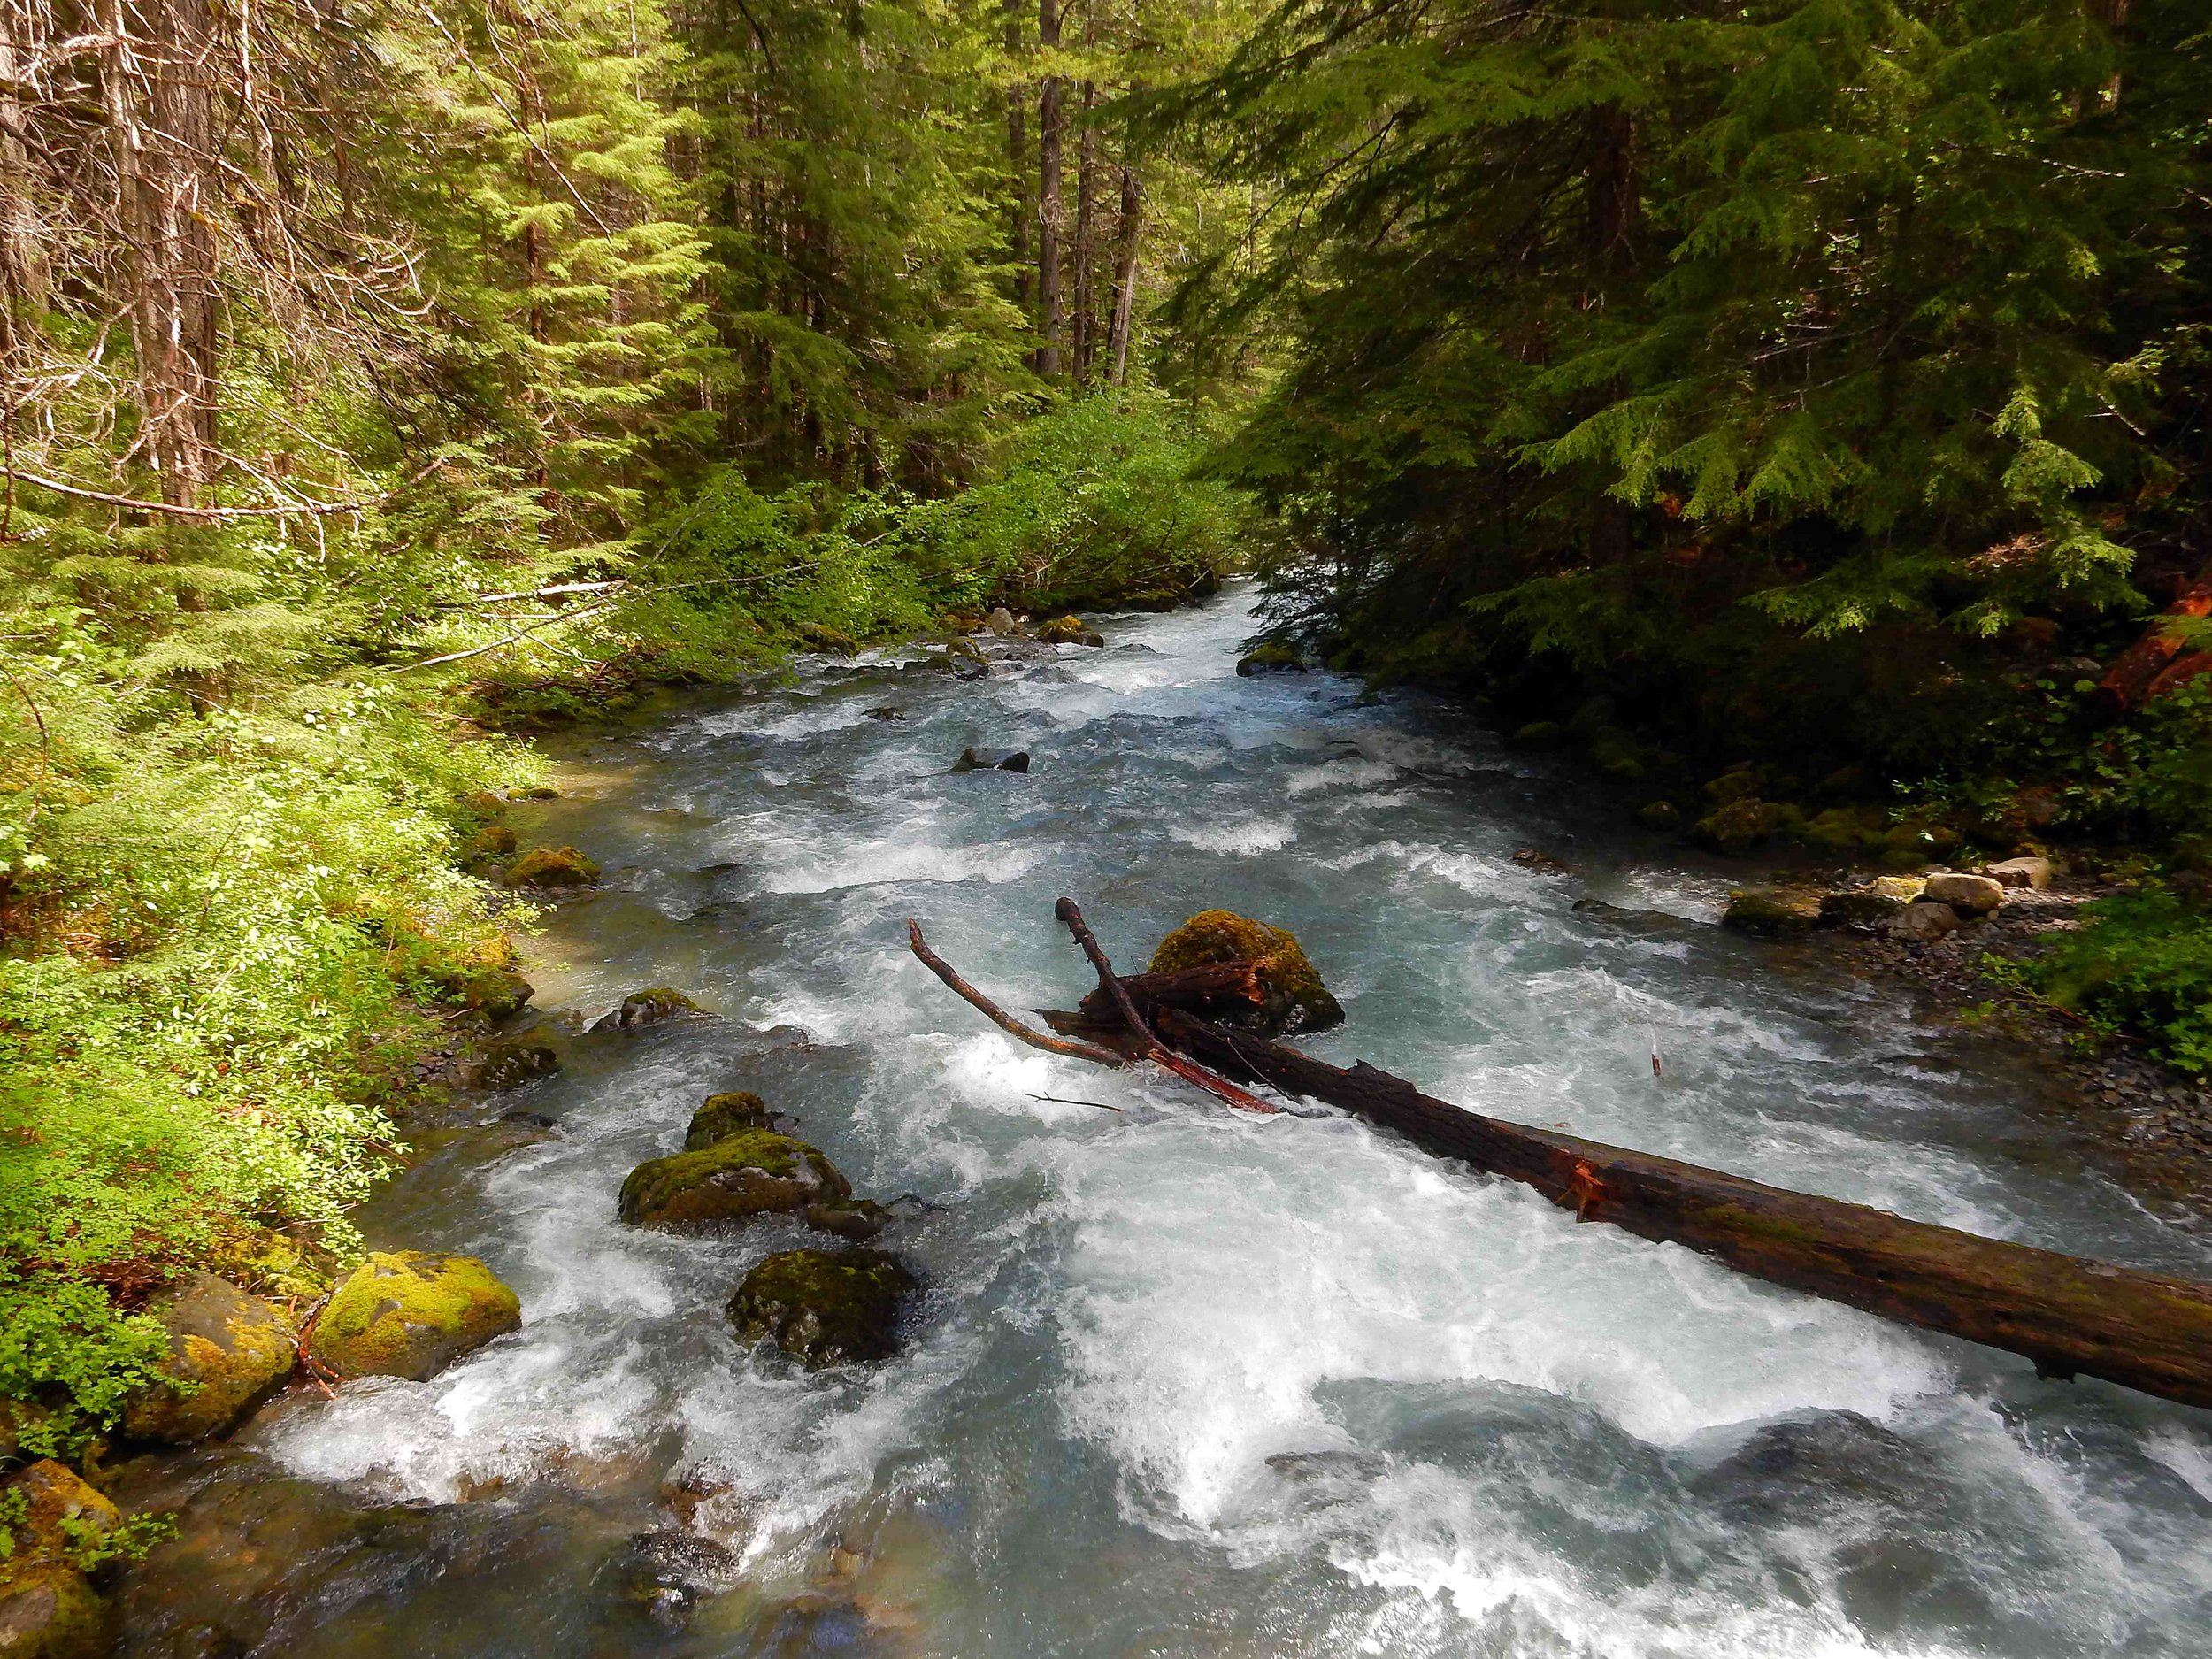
[{"xmin": 3, "ymin": 0, "xmax": 2210, "ymax": 1446}]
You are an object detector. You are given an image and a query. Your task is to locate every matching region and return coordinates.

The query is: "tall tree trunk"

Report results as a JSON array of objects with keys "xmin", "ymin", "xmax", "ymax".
[
  {"xmin": 1584, "ymin": 104, "xmax": 1637, "ymax": 288},
  {"xmin": 1072, "ymin": 81, "xmax": 1096, "ymax": 380},
  {"xmin": 1035, "ymin": 0, "xmax": 1062, "ymax": 375},
  {"xmin": 1003, "ymin": 0, "xmax": 1028, "ymax": 312},
  {"xmin": 1105, "ymin": 157, "xmax": 1141, "ymax": 386}
]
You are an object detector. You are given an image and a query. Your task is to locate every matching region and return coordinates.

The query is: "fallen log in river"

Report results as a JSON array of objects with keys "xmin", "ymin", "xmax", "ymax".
[{"xmin": 908, "ymin": 902, "xmax": 2212, "ymax": 1412}]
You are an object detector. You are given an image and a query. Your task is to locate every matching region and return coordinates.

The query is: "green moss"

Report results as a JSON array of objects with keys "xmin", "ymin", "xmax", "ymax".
[
  {"xmin": 685, "ymin": 1092, "xmax": 776, "ymax": 1149},
  {"xmin": 1035, "ymin": 616, "xmax": 1104, "ymax": 646},
  {"xmin": 726, "ymin": 1248, "xmax": 915, "ymax": 1368},
  {"xmin": 119, "ymin": 1273, "xmax": 297, "ymax": 1445},
  {"xmin": 1147, "ymin": 910, "xmax": 1345, "ymax": 1033},
  {"xmin": 1692, "ymin": 797, "xmax": 1797, "ymax": 856},
  {"xmin": 503, "ymin": 846, "xmax": 600, "ymax": 889},
  {"xmin": 1235, "ymin": 640, "xmax": 1304, "ymax": 676},
  {"xmin": 306, "ymin": 1252, "xmax": 521, "ymax": 1382},
  {"xmin": 618, "ymin": 1131, "xmax": 848, "ymax": 1228},
  {"xmin": 1721, "ymin": 888, "xmax": 1824, "ymax": 937}
]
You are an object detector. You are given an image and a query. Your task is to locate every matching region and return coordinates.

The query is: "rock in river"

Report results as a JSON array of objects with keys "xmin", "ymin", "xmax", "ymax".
[
  {"xmin": 307, "ymin": 1251, "xmax": 522, "ymax": 1381},
  {"xmin": 684, "ymin": 1091, "xmax": 794, "ymax": 1149},
  {"xmin": 1146, "ymin": 910, "xmax": 1344, "ymax": 1034},
  {"xmin": 726, "ymin": 1248, "xmax": 917, "ymax": 1368},
  {"xmin": 0, "ymin": 1461, "xmax": 119, "ymax": 1659},
  {"xmin": 619, "ymin": 1129, "xmax": 849, "ymax": 1229},
  {"xmin": 502, "ymin": 845, "xmax": 600, "ymax": 889},
  {"xmin": 1721, "ymin": 887, "xmax": 1824, "ymax": 936},
  {"xmin": 803, "ymin": 1198, "xmax": 894, "ymax": 1242},
  {"xmin": 950, "ymin": 748, "xmax": 1029, "ymax": 773},
  {"xmin": 589, "ymin": 987, "xmax": 703, "ymax": 1033},
  {"xmin": 1034, "ymin": 615, "xmax": 1105, "ymax": 647},
  {"xmin": 120, "ymin": 1272, "xmax": 298, "ymax": 1445}
]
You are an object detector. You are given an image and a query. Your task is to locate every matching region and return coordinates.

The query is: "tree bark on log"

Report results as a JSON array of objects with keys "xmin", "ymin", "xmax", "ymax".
[
  {"xmin": 1072, "ymin": 959, "xmax": 1266, "ymax": 1025},
  {"xmin": 1149, "ymin": 1010, "xmax": 2212, "ymax": 1411}
]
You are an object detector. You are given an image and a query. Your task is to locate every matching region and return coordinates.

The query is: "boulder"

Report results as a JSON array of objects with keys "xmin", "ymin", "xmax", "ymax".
[
  {"xmin": 1817, "ymin": 878, "xmax": 1923, "ymax": 928},
  {"xmin": 511, "ymin": 783, "xmax": 561, "ymax": 801},
  {"xmin": 1983, "ymin": 856, "xmax": 2053, "ymax": 891},
  {"xmin": 0, "ymin": 1462, "xmax": 118, "ymax": 1659},
  {"xmin": 684, "ymin": 1092, "xmax": 793, "ymax": 1150},
  {"xmin": 1721, "ymin": 888, "xmax": 1824, "ymax": 936},
  {"xmin": 1635, "ymin": 800, "xmax": 1682, "ymax": 831},
  {"xmin": 1507, "ymin": 720, "xmax": 1569, "ymax": 749},
  {"xmin": 589, "ymin": 987, "xmax": 703, "ymax": 1033},
  {"xmin": 618, "ymin": 1130, "xmax": 849, "ymax": 1229},
  {"xmin": 1922, "ymin": 872, "xmax": 2006, "ymax": 916},
  {"xmin": 803, "ymin": 1199, "xmax": 893, "ymax": 1242},
  {"xmin": 120, "ymin": 1273, "xmax": 298, "ymax": 1445},
  {"xmin": 503, "ymin": 846, "xmax": 599, "ymax": 889},
  {"xmin": 1890, "ymin": 901, "xmax": 1963, "ymax": 943},
  {"xmin": 1146, "ymin": 910, "xmax": 1344, "ymax": 1034},
  {"xmin": 1035, "ymin": 616, "xmax": 1105, "ymax": 647},
  {"xmin": 1691, "ymin": 798, "xmax": 1794, "ymax": 856},
  {"xmin": 204, "ymin": 1224, "xmax": 335, "ymax": 1301},
  {"xmin": 1235, "ymin": 641, "xmax": 1305, "ymax": 676},
  {"xmin": 984, "ymin": 607, "xmax": 1025, "ymax": 638},
  {"xmin": 475, "ymin": 1040, "xmax": 560, "ymax": 1090},
  {"xmin": 726, "ymin": 1248, "xmax": 916, "ymax": 1368},
  {"xmin": 795, "ymin": 622, "xmax": 861, "ymax": 657},
  {"xmin": 307, "ymin": 1252, "xmax": 521, "ymax": 1382},
  {"xmin": 950, "ymin": 748, "xmax": 1029, "ymax": 774},
  {"xmin": 862, "ymin": 706, "xmax": 904, "ymax": 722}
]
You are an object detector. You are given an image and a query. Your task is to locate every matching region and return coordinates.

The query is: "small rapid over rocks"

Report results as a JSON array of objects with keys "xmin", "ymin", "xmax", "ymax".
[{"xmin": 116, "ymin": 589, "xmax": 2212, "ymax": 1657}]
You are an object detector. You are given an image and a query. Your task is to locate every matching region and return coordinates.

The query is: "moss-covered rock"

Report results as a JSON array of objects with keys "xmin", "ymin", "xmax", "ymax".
[
  {"xmin": 1035, "ymin": 616, "xmax": 1105, "ymax": 647},
  {"xmin": 204, "ymin": 1225, "xmax": 336, "ymax": 1301},
  {"xmin": 1635, "ymin": 800, "xmax": 1683, "ymax": 831},
  {"xmin": 1146, "ymin": 910, "xmax": 1345, "ymax": 1034},
  {"xmin": 1817, "ymin": 882, "xmax": 1917, "ymax": 927},
  {"xmin": 306, "ymin": 1252, "xmax": 522, "ymax": 1382},
  {"xmin": 1235, "ymin": 640, "xmax": 1304, "ymax": 676},
  {"xmin": 461, "ymin": 821, "xmax": 519, "ymax": 863},
  {"xmin": 618, "ymin": 1130, "xmax": 849, "ymax": 1229},
  {"xmin": 589, "ymin": 987, "xmax": 703, "ymax": 1033},
  {"xmin": 1692, "ymin": 797, "xmax": 1796, "ymax": 856},
  {"xmin": 795, "ymin": 622, "xmax": 861, "ymax": 656},
  {"xmin": 475, "ymin": 1040, "xmax": 561, "ymax": 1090},
  {"xmin": 684, "ymin": 1092, "xmax": 788, "ymax": 1150},
  {"xmin": 1507, "ymin": 719, "xmax": 1568, "ymax": 750},
  {"xmin": 1720, "ymin": 888, "xmax": 1824, "ymax": 936},
  {"xmin": 726, "ymin": 1248, "xmax": 916, "ymax": 1368},
  {"xmin": 0, "ymin": 1462, "xmax": 118, "ymax": 1659},
  {"xmin": 503, "ymin": 846, "xmax": 599, "ymax": 889},
  {"xmin": 119, "ymin": 1274, "xmax": 297, "ymax": 1445}
]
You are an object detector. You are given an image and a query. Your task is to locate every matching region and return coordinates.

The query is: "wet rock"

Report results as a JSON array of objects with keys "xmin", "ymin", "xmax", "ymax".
[
  {"xmin": 602, "ymin": 1528, "xmax": 741, "ymax": 1631},
  {"xmin": 984, "ymin": 607, "xmax": 1025, "ymax": 638},
  {"xmin": 588, "ymin": 987, "xmax": 703, "ymax": 1033},
  {"xmin": 474, "ymin": 1039, "xmax": 561, "ymax": 1090},
  {"xmin": 1818, "ymin": 886, "xmax": 1909, "ymax": 928},
  {"xmin": 511, "ymin": 783, "xmax": 561, "ymax": 801},
  {"xmin": 1692, "ymin": 797, "xmax": 1795, "ymax": 856},
  {"xmin": 1983, "ymin": 856, "xmax": 2053, "ymax": 891},
  {"xmin": 803, "ymin": 1198, "xmax": 894, "ymax": 1242},
  {"xmin": 726, "ymin": 1248, "xmax": 916, "ymax": 1368},
  {"xmin": 307, "ymin": 1252, "xmax": 522, "ymax": 1382},
  {"xmin": 684, "ymin": 1092, "xmax": 794, "ymax": 1149},
  {"xmin": 862, "ymin": 706, "xmax": 904, "ymax": 721},
  {"xmin": 1891, "ymin": 901, "xmax": 1963, "ymax": 942},
  {"xmin": 1635, "ymin": 800, "xmax": 1682, "ymax": 831},
  {"xmin": 1035, "ymin": 616, "xmax": 1104, "ymax": 647},
  {"xmin": 503, "ymin": 846, "xmax": 600, "ymax": 890},
  {"xmin": 1236, "ymin": 641, "xmax": 1305, "ymax": 676},
  {"xmin": 0, "ymin": 1461, "xmax": 119, "ymax": 1659},
  {"xmin": 496, "ymin": 1110, "xmax": 559, "ymax": 1133},
  {"xmin": 950, "ymin": 748, "xmax": 1029, "ymax": 773},
  {"xmin": 120, "ymin": 1274, "xmax": 298, "ymax": 1445},
  {"xmin": 618, "ymin": 1130, "xmax": 849, "ymax": 1229},
  {"xmin": 795, "ymin": 622, "xmax": 860, "ymax": 656},
  {"xmin": 1721, "ymin": 887, "xmax": 1824, "ymax": 936},
  {"xmin": 460, "ymin": 821, "xmax": 518, "ymax": 865},
  {"xmin": 1923, "ymin": 872, "xmax": 2006, "ymax": 915},
  {"xmin": 1147, "ymin": 910, "xmax": 1345, "ymax": 1034},
  {"xmin": 1570, "ymin": 898, "xmax": 1696, "ymax": 937}
]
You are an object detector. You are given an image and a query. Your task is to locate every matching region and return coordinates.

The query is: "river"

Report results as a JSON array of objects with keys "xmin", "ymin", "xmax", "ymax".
[{"xmin": 117, "ymin": 587, "xmax": 2212, "ymax": 1657}]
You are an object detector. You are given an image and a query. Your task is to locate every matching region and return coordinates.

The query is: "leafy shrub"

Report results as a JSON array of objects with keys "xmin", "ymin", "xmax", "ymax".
[{"xmin": 2027, "ymin": 891, "xmax": 2212, "ymax": 1079}]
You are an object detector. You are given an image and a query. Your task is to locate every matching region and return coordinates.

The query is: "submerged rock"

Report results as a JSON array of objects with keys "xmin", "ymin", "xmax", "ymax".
[
  {"xmin": 474, "ymin": 1039, "xmax": 561, "ymax": 1090},
  {"xmin": 1146, "ymin": 910, "xmax": 1345, "ymax": 1034},
  {"xmin": 803, "ymin": 1198, "xmax": 893, "ymax": 1242},
  {"xmin": 0, "ymin": 1461, "xmax": 119, "ymax": 1659},
  {"xmin": 684, "ymin": 1092, "xmax": 793, "ymax": 1149},
  {"xmin": 950, "ymin": 748, "xmax": 1029, "ymax": 773},
  {"xmin": 120, "ymin": 1273, "xmax": 298, "ymax": 1445},
  {"xmin": 503, "ymin": 845, "xmax": 600, "ymax": 889},
  {"xmin": 1720, "ymin": 887, "xmax": 1824, "ymax": 937},
  {"xmin": 862, "ymin": 706, "xmax": 904, "ymax": 721},
  {"xmin": 726, "ymin": 1248, "xmax": 916, "ymax": 1368},
  {"xmin": 589, "ymin": 987, "xmax": 703, "ymax": 1033},
  {"xmin": 618, "ymin": 1130, "xmax": 849, "ymax": 1229},
  {"xmin": 307, "ymin": 1252, "xmax": 522, "ymax": 1381},
  {"xmin": 1034, "ymin": 616, "xmax": 1105, "ymax": 647}
]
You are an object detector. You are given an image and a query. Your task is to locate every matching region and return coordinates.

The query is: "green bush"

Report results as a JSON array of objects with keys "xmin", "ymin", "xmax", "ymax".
[{"xmin": 2027, "ymin": 891, "xmax": 2212, "ymax": 1079}]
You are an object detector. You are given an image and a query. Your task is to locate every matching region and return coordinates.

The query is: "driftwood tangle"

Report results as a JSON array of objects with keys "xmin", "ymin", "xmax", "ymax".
[{"xmin": 907, "ymin": 899, "xmax": 2212, "ymax": 1413}]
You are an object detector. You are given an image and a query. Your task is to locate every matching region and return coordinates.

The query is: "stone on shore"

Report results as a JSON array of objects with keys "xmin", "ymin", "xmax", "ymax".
[
  {"xmin": 1983, "ymin": 856, "xmax": 2053, "ymax": 890},
  {"xmin": 119, "ymin": 1273, "xmax": 298, "ymax": 1445},
  {"xmin": 1146, "ymin": 910, "xmax": 1344, "ymax": 1034},
  {"xmin": 503, "ymin": 846, "xmax": 600, "ymax": 890},
  {"xmin": 1721, "ymin": 888, "xmax": 1824, "ymax": 936},
  {"xmin": 307, "ymin": 1252, "xmax": 522, "ymax": 1382},
  {"xmin": 0, "ymin": 1462, "xmax": 119, "ymax": 1659},
  {"xmin": 726, "ymin": 1248, "xmax": 916, "ymax": 1368},
  {"xmin": 1923, "ymin": 872, "xmax": 2006, "ymax": 915},
  {"xmin": 1891, "ymin": 901, "xmax": 1964, "ymax": 942},
  {"xmin": 618, "ymin": 1130, "xmax": 849, "ymax": 1230}
]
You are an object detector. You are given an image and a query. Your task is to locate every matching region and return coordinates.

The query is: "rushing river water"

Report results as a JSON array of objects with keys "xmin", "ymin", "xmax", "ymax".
[{"xmin": 119, "ymin": 588, "xmax": 2212, "ymax": 1658}]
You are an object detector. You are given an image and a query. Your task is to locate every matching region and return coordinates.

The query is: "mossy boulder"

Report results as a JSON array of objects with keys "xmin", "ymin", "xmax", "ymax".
[
  {"xmin": 1035, "ymin": 616, "xmax": 1105, "ymax": 647},
  {"xmin": 1818, "ymin": 878, "xmax": 1923, "ymax": 928},
  {"xmin": 1635, "ymin": 800, "xmax": 1682, "ymax": 831},
  {"xmin": 120, "ymin": 1273, "xmax": 298, "ymax": 1445},
  {"xmin": 0, "ymin": 1461, "xmax": 119, "ymax": 1659},
  {"xmin": 1507, "ymin": 719, "xmax": 1568, "ymax": 749},
  {"xmin": 1146, "ymin": 910, "xmax": 1344, "ymax": 1034},
  {"xmin": 503, "ymin": 846, "xmax": 599, "ymax": 889},
  {"xmin": 795, "ymin": 622, "xmax": 861, "ymax": 656},
  {"xmin": 1235, "ymin": 640, "xmax": 1305, "ymax": 676},
  {"xmin": 684, "ymin": 1092, "xmax": 790, "ymax": 1150},
  {"xmin": 461, "ymin": 821, "xmax": 519, "ymax": 863},
  {"xmin": 589, "ymin": 987, "xmax": 703, "ymax": 1033},
  {"xmin": 475, "ymin": 1039, "xmax": 561, "ymax": 1091},
  {"xmin": 726, "ymin": 1248, "xmax": 916, "ymax": 1368},
  {"xmin": 306, "ymin": 1252, "xmax": 522, "ymax": 1382},
  {"xmin": 1692, "ymin": 797, "xmax": 1796, "ymax": 856},
  {"xmin": 1720, "ymin": 888, "xmax": 1824, "ymax": 936},
  {"xmin": 204, "ymin": 1224, "xmax": 335, "ymax": 1301},
  {"xmin": 618, "ymin": 1130, "xmax": 849, "ymax": 1229}
]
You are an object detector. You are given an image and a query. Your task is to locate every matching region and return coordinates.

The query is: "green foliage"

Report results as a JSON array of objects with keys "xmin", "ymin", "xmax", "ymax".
[{"xmin": 2028, "ymin": 893, "xmax": 2212, "ymax": 1079}]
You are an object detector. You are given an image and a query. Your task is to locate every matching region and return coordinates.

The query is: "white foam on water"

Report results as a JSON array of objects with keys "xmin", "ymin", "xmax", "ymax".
[
  {"xmin": 759, "ymin": 835, "xmax": 1044, "ymax": 895},
  {"xmin": 1171, "ymin": 817, "xmax": 1297, "ymax": 855}
]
